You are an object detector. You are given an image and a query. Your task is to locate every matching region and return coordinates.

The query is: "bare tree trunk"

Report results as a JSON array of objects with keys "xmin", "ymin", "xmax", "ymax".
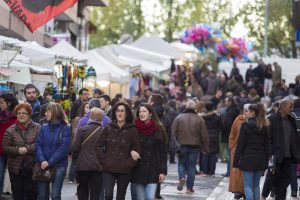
[{"xmin": 291, "ymin": 39, "xmax": 297, "ymax": 58}]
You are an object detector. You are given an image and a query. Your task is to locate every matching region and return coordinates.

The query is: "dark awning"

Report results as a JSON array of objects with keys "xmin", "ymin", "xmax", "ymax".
[
  {"xmin": 78, "ymin": 0, "xmax": 108, "ymax": 17},
  {"xmin": 55, "ymin": 13, "xmax": 75, "ymax": 22}
]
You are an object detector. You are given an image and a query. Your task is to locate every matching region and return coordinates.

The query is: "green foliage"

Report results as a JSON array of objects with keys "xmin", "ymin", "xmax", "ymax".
[
  {"xmin": 235, "ymin": 0, "xmax": 295, "ymax": 57},
  {"xmin": 89, "ymin": 0, "xmax": 145, "ymax": 49}
]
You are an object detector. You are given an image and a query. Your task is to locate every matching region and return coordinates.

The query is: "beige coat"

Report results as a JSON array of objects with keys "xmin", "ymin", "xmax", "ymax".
[{"xmin": 228, "ymin": 115, "xmax": 246, "ymax": 193}]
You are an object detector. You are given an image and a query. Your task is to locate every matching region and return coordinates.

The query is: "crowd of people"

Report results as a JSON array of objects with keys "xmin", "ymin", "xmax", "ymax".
[{"xmin": 0, "ymin": 59, "xmax": 299, "ymax": 200}]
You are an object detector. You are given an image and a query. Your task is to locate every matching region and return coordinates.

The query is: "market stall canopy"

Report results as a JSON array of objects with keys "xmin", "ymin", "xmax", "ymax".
[
  {"xmin": 0, "ymin": 35, "xmax": 57, "ymax": 69},
  {"xmin": 85, "ymin": 50, "xmax": 130, "ymax": 84},
  {"xmin": 93, "ymin": 44, "xmax": 141, "ymax": 72},
  {"xmin": 114, "ymin": 44, "xmax": 171, "ymax": 76},
  {"xmin": 170, "ymin": 41, "xmax": 198, "ymax": 53},
  {"xmin": 131, "ymin": 35, "xmax": 185, "ymax": 59},
  {"xmin": 50, "ymin": 40, "xmax": 88, "ymax": 63}
]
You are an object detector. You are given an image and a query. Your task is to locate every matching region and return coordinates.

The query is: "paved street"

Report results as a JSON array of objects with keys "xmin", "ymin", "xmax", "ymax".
[{"xmin": 61, "ymin": 160, "xmax": 224, "ymax": 200}]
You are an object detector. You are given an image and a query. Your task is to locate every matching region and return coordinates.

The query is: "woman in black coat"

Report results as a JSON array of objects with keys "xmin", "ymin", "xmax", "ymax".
[
  {"xmin": 131, "ymin": 103, "xmax": 167, "ymax": 200},
  {"xmin": 233, "ymin": 103, "xmax": 270, "ymax": 200},
  {"xmin": 202, "ymin": 102, "xmax": 222, "ymax": 175}
]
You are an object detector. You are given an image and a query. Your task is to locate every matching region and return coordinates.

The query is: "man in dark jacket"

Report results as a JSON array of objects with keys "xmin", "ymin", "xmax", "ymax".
[
  {"xmin": 70, "ymin": 88, "xmax": 89, "ymax": 120},
  {"xmin": 24, "ymin": 84, "xmax": 48, "ymax": 123},
  {"xmin": 222, "ymin": 97, "xmax": 239, "ymax": 177},
  {"xmin": 267, "ymin": 99, "xmax": 300, "ymax": 200},
  {"xmin": 148, "ymin": 93, "xmax": 172, "ymax": 199}
]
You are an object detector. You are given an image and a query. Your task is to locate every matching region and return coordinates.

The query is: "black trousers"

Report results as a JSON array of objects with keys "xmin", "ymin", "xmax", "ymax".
[
  {"xmin": 273, "ymin": 158, "xmax": 292, "ymax": 200},
  {"xmin": 102, "ymin": 172, "xmax": 131, "ymax": 200},
  {"xmin": 77, "ymin": 171, "xmax": 102, "ymax": 200},
  {"xmin": 9, "ymin": 171, "xmax": 37, "ymax": 200}
]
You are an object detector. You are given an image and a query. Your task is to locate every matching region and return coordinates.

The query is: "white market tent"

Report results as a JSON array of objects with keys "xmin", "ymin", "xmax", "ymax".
[
  {"xmin": 0, "ymin": 35, "xmax": 57, "ymax": 69},
  {"xmin": 85, "ymin": 50, "xmax": 130, "ymax": 97},
  {"xmin": 170, "ymin": 41, "xmax": 198, "ymax": 53},
  {"xmin": 218, "ymin": 57, "xmax": 300, "ymax": 85},
  {"xmin": 85, "ymin": 50, "xmax": 130, "ymax": 84},
  {"xmin": 114, "ymin": 44, "xmax": 171, "ymax": 77},
  {"xmin": 50, "ymin": 40, "xmax": 88, "ymax": 63},
  {"xmin": 131, "ymin": 34, "xmax": 185, "ymax": 59},
  {"xmin": 93, "ymin": 44, "xmax": 141, "ymax": 72}
]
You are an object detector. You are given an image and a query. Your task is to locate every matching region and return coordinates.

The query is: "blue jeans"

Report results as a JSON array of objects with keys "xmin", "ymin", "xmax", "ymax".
[
  {"xmin": 135, "ymin": 183, "xmax": 157, "ymax": 200},
  {"xmin": 201, "ymin": 152, "xmax": 218, "ymax": 175},
  {"xmin": 225, "ymin": 143, "xmax": 230, "ymax": 175},
  {"xmin": 243, "ymin": 171, "xmax": 263, "ymax": 200},
  {"xmin": 37, "ymin": 166, "xmax": 67, "ymax": 200},
  {"xmin": 130, "ymin": 183, "xmax": 137, "ymax": 200},
  {"xmin": 68, "ymin": 154, "xmax": 76, "ymax": 182},
  {"xmin": 178, "ymin": 146, "xmax": 199, "ymax": 189},
  {"xmin": 290, "ymin": 164, "xmax": 298, "ymax": 192},
  {"xmin": 0, "ymin": 155, "xmax": 7, "ymax": 194}
]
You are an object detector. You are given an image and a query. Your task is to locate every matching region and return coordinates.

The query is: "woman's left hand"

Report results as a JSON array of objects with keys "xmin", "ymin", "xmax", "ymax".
[{"xmin": 159, "ymin": 174, "xmax": 165, "ymax": 183}]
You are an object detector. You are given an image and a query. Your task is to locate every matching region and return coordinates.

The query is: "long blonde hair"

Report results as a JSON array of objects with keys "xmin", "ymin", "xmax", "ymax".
[{"xmin": 46, "ymin": 102, "xmax": 69, "ymax": 125}]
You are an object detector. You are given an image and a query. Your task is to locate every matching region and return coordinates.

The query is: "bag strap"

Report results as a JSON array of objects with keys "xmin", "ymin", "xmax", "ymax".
[{"xmin": 82, "ymin": 126, "xmax": 101, "ymax": 145}]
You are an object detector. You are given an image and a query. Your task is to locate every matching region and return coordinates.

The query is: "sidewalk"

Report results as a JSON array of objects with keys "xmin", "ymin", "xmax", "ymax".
[{"xmin": 206, "ymin": 163, "xmax": 299, "ymax": 200}]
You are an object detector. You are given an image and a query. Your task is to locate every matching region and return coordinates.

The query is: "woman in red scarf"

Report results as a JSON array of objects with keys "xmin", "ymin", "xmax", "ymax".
[
  {"xmin": 2, "ymin": 102, "xmax": 40, "ymax": 200},
  {"xmin": 0, "ymin": 93, "xmax": 18, "ymax": 197},
  {"xmin": 131, "ymin": 103, "xmax": 168, "ymax": 200}
]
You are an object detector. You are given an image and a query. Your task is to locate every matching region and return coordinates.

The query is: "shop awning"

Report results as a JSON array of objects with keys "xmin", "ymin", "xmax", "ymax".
[{"xmin": 0, "ymin": 68, "xmax": 17, "ymax": 76}]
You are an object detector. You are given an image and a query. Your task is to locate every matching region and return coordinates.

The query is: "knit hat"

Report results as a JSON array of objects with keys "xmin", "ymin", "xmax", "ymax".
[{"xmin": 89, "ymin": 98, "xmax": 101, "ymax": 109}]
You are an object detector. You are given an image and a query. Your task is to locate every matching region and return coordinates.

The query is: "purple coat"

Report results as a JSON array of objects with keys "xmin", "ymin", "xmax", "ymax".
[{"xmin": 77, "ymin": 111, "xmax": 110, "ymax": 129}]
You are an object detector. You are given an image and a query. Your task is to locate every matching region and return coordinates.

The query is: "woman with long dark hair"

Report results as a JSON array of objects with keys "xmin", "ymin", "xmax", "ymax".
[
  {"xmin": 0, "ymin": 93, "xmax": 18, "ymax": 196},
  {"xmin": 233, "ymin": 103, "xmax": 270, "ymax": 200},
  {"xmin": 96, "ymin": 101, "xmax": 141, "ymax": 200},
  {"xmin": 35, "ymin": 102, "xmax": 71, "ymax": 200},
  {"xmin": 131, "ymin": 103, "xmax": 168, "ymax": 200},
  {"xmin": 2, "ymin": 102, "xmax": 39, "ymax": 200}
]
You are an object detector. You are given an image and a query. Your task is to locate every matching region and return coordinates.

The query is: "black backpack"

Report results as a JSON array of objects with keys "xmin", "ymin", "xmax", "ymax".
[{"xmin": 291, "ymin": 112, "xmax": 300, "ymax": 133}]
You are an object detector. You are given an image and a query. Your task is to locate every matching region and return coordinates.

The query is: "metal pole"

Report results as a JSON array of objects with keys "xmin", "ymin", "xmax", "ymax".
[{"xmin": 263, "ymin": 0, "xmax": 269, "ymax": 57}]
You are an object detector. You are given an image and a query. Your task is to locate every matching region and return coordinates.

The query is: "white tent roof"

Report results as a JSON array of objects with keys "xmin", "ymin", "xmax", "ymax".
[
  {"xmin": 93, "ymin": 44, "xmax": 141, "ymax": 72},
  {"xmin": 50, "ymin": 40, "xmax": 88, "ymax": 63},
  {"xmin": 0, "ymin": 35, "xmax": 57, "ymax": 69},
  {"xmin": 85, "ymin": 50, "xmax": 130, "ymax": 84},
  {"xmin": 170, "ymin": 41, "xmax": 198, "ymax": 53},
  {"xmin": 131, "ymin": 34, "xmax": 185, "ymax": 59},
  {"xmin": 114, "ymin": 44, "xmax": 171, "ymax": 76}
]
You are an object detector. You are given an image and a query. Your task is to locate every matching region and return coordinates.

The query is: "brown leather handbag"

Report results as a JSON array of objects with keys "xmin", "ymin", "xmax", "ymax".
[{"xmin": 32, "ymin": 163, "xmax": 56, "ymax": 182}]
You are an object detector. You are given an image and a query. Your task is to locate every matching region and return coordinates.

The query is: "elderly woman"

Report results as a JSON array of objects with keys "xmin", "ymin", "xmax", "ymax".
[
  {"xmin": 228, "ymin": 104, "xmax": 251, "ymax": 199},
  {"xmin": 2, "ymin": 102, "xmax": 40, "ymax": 200},
  {"xmin": 35, "ymin": 102, "xmax": 71, "ymax": 200},
  {"xmin": 72, "ymin": 107, "xmax": 103, "ymax": 200}
]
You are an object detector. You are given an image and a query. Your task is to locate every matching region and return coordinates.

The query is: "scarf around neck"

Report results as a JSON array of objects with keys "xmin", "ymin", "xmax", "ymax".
[
  {"xmin": 135, "ymin": 118, "xmax": 156, "ymax": 136},
  {"xmin": 0, "ymin": 111, "xmax": 16, "ymax": 124},
  {"xmin": 16, "ymin": 120, "xmax": 31, "ymax": 131}
]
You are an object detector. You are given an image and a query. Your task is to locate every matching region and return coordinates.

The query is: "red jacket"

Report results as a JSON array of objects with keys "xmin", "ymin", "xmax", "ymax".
[{"xmin": 0, "ymin": 118, "xmax": 17, "ymax": 155}]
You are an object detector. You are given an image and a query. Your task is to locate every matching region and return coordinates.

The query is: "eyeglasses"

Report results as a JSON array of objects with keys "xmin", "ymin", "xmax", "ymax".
[
  {"xmin": 17, "ymin": 112, "xmax": 29, "ymax": 116},
  {"xmin": 116, "ymin": 109, "xmax": 126, "ymax": 113}
]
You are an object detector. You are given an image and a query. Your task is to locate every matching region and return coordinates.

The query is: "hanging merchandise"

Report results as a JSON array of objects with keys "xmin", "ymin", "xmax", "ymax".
[
  {"xmin": 86, "ymin": 66, "xmax": 96, "ymax": 78},
  {"xmin": 77, "ymin": 65, "xmax": 86, "ymax": 88}
]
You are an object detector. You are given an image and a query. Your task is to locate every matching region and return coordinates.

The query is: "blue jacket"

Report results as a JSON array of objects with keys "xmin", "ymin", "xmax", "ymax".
[
  {"xmin": 35, "ymin": 122, "xmax": 71, "ymax": 167},
  {"xmin": 77, "ymin": 111, "xmax": 110, "ymax": 129}
]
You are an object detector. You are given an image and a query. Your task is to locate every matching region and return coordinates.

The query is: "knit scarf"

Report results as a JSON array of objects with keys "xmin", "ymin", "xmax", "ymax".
[
  {"xmin": 135, "ymin": 118, "xmax": 156, "ymax": 136},
  {"xmin": 16, "ymin": 121, "xmax": 31, "ymax": 131},
  {"xmin": 0, "ymin": 111, "xmax": 16, "ymax": 124}
]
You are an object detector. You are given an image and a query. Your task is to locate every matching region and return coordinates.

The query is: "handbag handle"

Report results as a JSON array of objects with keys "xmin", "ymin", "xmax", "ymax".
[{"xmin": 82, "ymin": 126, "xmax": 101, "ymax": 145}]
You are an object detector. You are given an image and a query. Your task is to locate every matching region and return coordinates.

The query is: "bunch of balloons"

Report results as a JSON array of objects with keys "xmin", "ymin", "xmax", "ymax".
[{"xmin": 180, "ymin": 24, "xmax": 253, "ymax": 62}]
